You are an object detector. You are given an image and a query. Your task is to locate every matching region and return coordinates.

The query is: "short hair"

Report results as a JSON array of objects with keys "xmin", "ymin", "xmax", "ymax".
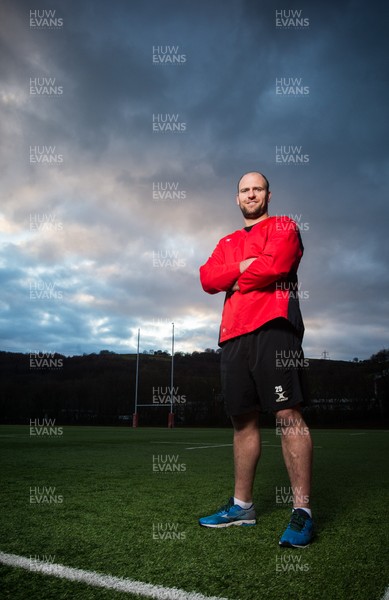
[{"xmin": 237, "ymin": 172, "xmax": 270, "ymax": 193}]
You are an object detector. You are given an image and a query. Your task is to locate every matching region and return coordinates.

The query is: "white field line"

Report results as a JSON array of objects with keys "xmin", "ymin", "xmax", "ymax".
[
  {"xmin": 186, "ymin": 443, "xmax": 319, "ymax": 450},
  {"xmin": 185, "ymin": 444, "xmax": 233, "ymax": 450},
  {"xmin": 381, "ymin": 585, "xmax": 389, "ymax": 600},
  {"xmin": 151, "ymin": 442, "xmax": 213, "ymax": 445},
  {"xmin": 152, "ymin": 441, "xmax": 270, "ymax": 446},
  {"xmin": 0, "ymin": 551, "xmax": 231, "ymax": 600},
  {"xmin": 150, "ymin": 441, "xmax": 323, "ymax": 450},
  {"xmin": 150, "ymin": 441, "xmax": 324, "ymax": 451}
]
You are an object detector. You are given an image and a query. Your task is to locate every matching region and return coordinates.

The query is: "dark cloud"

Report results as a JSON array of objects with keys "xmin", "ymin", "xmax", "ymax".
[{"xmin": 0, "ymin": 0, "xmax": 388, "ymax": 359}]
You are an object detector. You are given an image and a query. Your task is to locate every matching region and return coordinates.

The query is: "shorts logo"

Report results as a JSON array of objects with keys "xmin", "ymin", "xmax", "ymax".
[{"xmin": 275, "ymin": 385, "xmax": 288, "ymax": 402}]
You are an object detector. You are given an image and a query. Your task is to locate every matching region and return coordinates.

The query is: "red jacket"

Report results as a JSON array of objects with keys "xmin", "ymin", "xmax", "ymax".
[{"xmin": 199, "ymin": 216, "xmax": 304, "ymax": 344}]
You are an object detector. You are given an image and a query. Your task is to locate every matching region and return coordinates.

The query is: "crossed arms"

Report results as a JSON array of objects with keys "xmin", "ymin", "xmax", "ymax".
[{"xmin": 200, "ymin": 226, "xmax": 303, "ymax": 295}]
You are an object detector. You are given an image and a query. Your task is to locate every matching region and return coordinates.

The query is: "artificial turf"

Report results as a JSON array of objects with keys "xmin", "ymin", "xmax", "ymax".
[{"xmin": 0, "ymin": 425, "xmax": 388, "ymax": 600}]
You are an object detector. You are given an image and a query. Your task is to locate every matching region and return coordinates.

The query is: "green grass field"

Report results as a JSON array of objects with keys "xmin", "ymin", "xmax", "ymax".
[{"xmin": 0, "ymin": 425, "xmax": 388, "ymax": 600}]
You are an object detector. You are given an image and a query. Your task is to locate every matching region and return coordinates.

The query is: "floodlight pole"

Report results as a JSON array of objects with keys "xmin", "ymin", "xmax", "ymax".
[{"xmin": 133, "ymin": 328, "xmax": 140, "ymax": 428}]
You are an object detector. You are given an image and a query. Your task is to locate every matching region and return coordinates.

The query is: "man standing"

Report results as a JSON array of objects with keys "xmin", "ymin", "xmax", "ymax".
[{"xmin": 199, "ymin": 172, "xmax": 313, "ymax": 547}]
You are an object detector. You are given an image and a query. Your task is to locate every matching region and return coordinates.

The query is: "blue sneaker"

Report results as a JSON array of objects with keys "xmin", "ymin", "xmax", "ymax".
[
  {"xmin": 279, "ymin": 509, "xmax": 314, "ymax": 547},
  {"xmin": 199, "ymin": 497, "xmax": 256, "ymax": 528}
]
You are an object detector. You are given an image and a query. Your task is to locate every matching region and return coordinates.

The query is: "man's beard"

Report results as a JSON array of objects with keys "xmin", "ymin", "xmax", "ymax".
[{"xmin": 239, "ymin": 200, "xmax": 268, "ymax": 220}]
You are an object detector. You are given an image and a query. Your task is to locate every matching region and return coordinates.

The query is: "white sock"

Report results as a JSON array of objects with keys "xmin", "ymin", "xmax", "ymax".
[
  {"xmin": 294, "ymin": 507, "xmax": 312, "ymax": 518},
  {"xmin": 234, "ymin": 497, "xmax": 253, "ymax": 509}
]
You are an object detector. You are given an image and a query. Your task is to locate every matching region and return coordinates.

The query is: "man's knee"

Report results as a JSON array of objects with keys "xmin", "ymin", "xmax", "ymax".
[{"xmin": 274, "ymin": 405, "xmax": 309, "ymax": 433}]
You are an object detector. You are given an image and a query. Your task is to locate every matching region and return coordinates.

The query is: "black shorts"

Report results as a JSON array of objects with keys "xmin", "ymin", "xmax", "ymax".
[{"xmin": 220, "ymin": 318, "xmax": 308, "ymax": 416}]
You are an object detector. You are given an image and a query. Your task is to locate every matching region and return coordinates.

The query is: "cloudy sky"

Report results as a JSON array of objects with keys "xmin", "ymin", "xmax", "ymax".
[{"xmin": 0, "ymin": 0, "xmax": 388, "ymax": 360}]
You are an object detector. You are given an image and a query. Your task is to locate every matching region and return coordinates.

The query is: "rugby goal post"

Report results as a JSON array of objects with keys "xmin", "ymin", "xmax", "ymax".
[{"xmin": 132, "ymin": 324, "xmax": 175, "ymax": 428}]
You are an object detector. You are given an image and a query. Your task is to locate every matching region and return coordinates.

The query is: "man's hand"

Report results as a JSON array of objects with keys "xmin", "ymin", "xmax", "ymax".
[
  {"xmin": 239, "ymin": 257, "xmax": 256, "ymax": 273},
  {"xmin": 231, "ymin": 258, "xmax": 257, "ymax": 292}
]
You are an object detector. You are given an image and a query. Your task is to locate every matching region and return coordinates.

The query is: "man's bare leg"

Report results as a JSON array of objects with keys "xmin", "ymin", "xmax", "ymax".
[
  {"xmin": 276, "ymin": 406, "xmax": 312, "ymax": 508},
  {"xmin": 231, "ymin": 410, "xmax": 261, "ymax": 503}
]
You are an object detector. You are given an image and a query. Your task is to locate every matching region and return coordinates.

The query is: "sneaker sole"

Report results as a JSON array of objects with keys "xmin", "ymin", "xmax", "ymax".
[
  {"xmin": 279, "ymin": 539, "xmax": 312, "ymax": 548},
  {"xmin": 199, "ymin": 520, "xmax": 256, "ymax": 528}
]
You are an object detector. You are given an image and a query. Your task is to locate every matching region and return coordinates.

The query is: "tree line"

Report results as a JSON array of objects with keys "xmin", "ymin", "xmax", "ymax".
[{"xmin": 0, "ymin": 349, "xmax": 388, "ymax": 427}]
